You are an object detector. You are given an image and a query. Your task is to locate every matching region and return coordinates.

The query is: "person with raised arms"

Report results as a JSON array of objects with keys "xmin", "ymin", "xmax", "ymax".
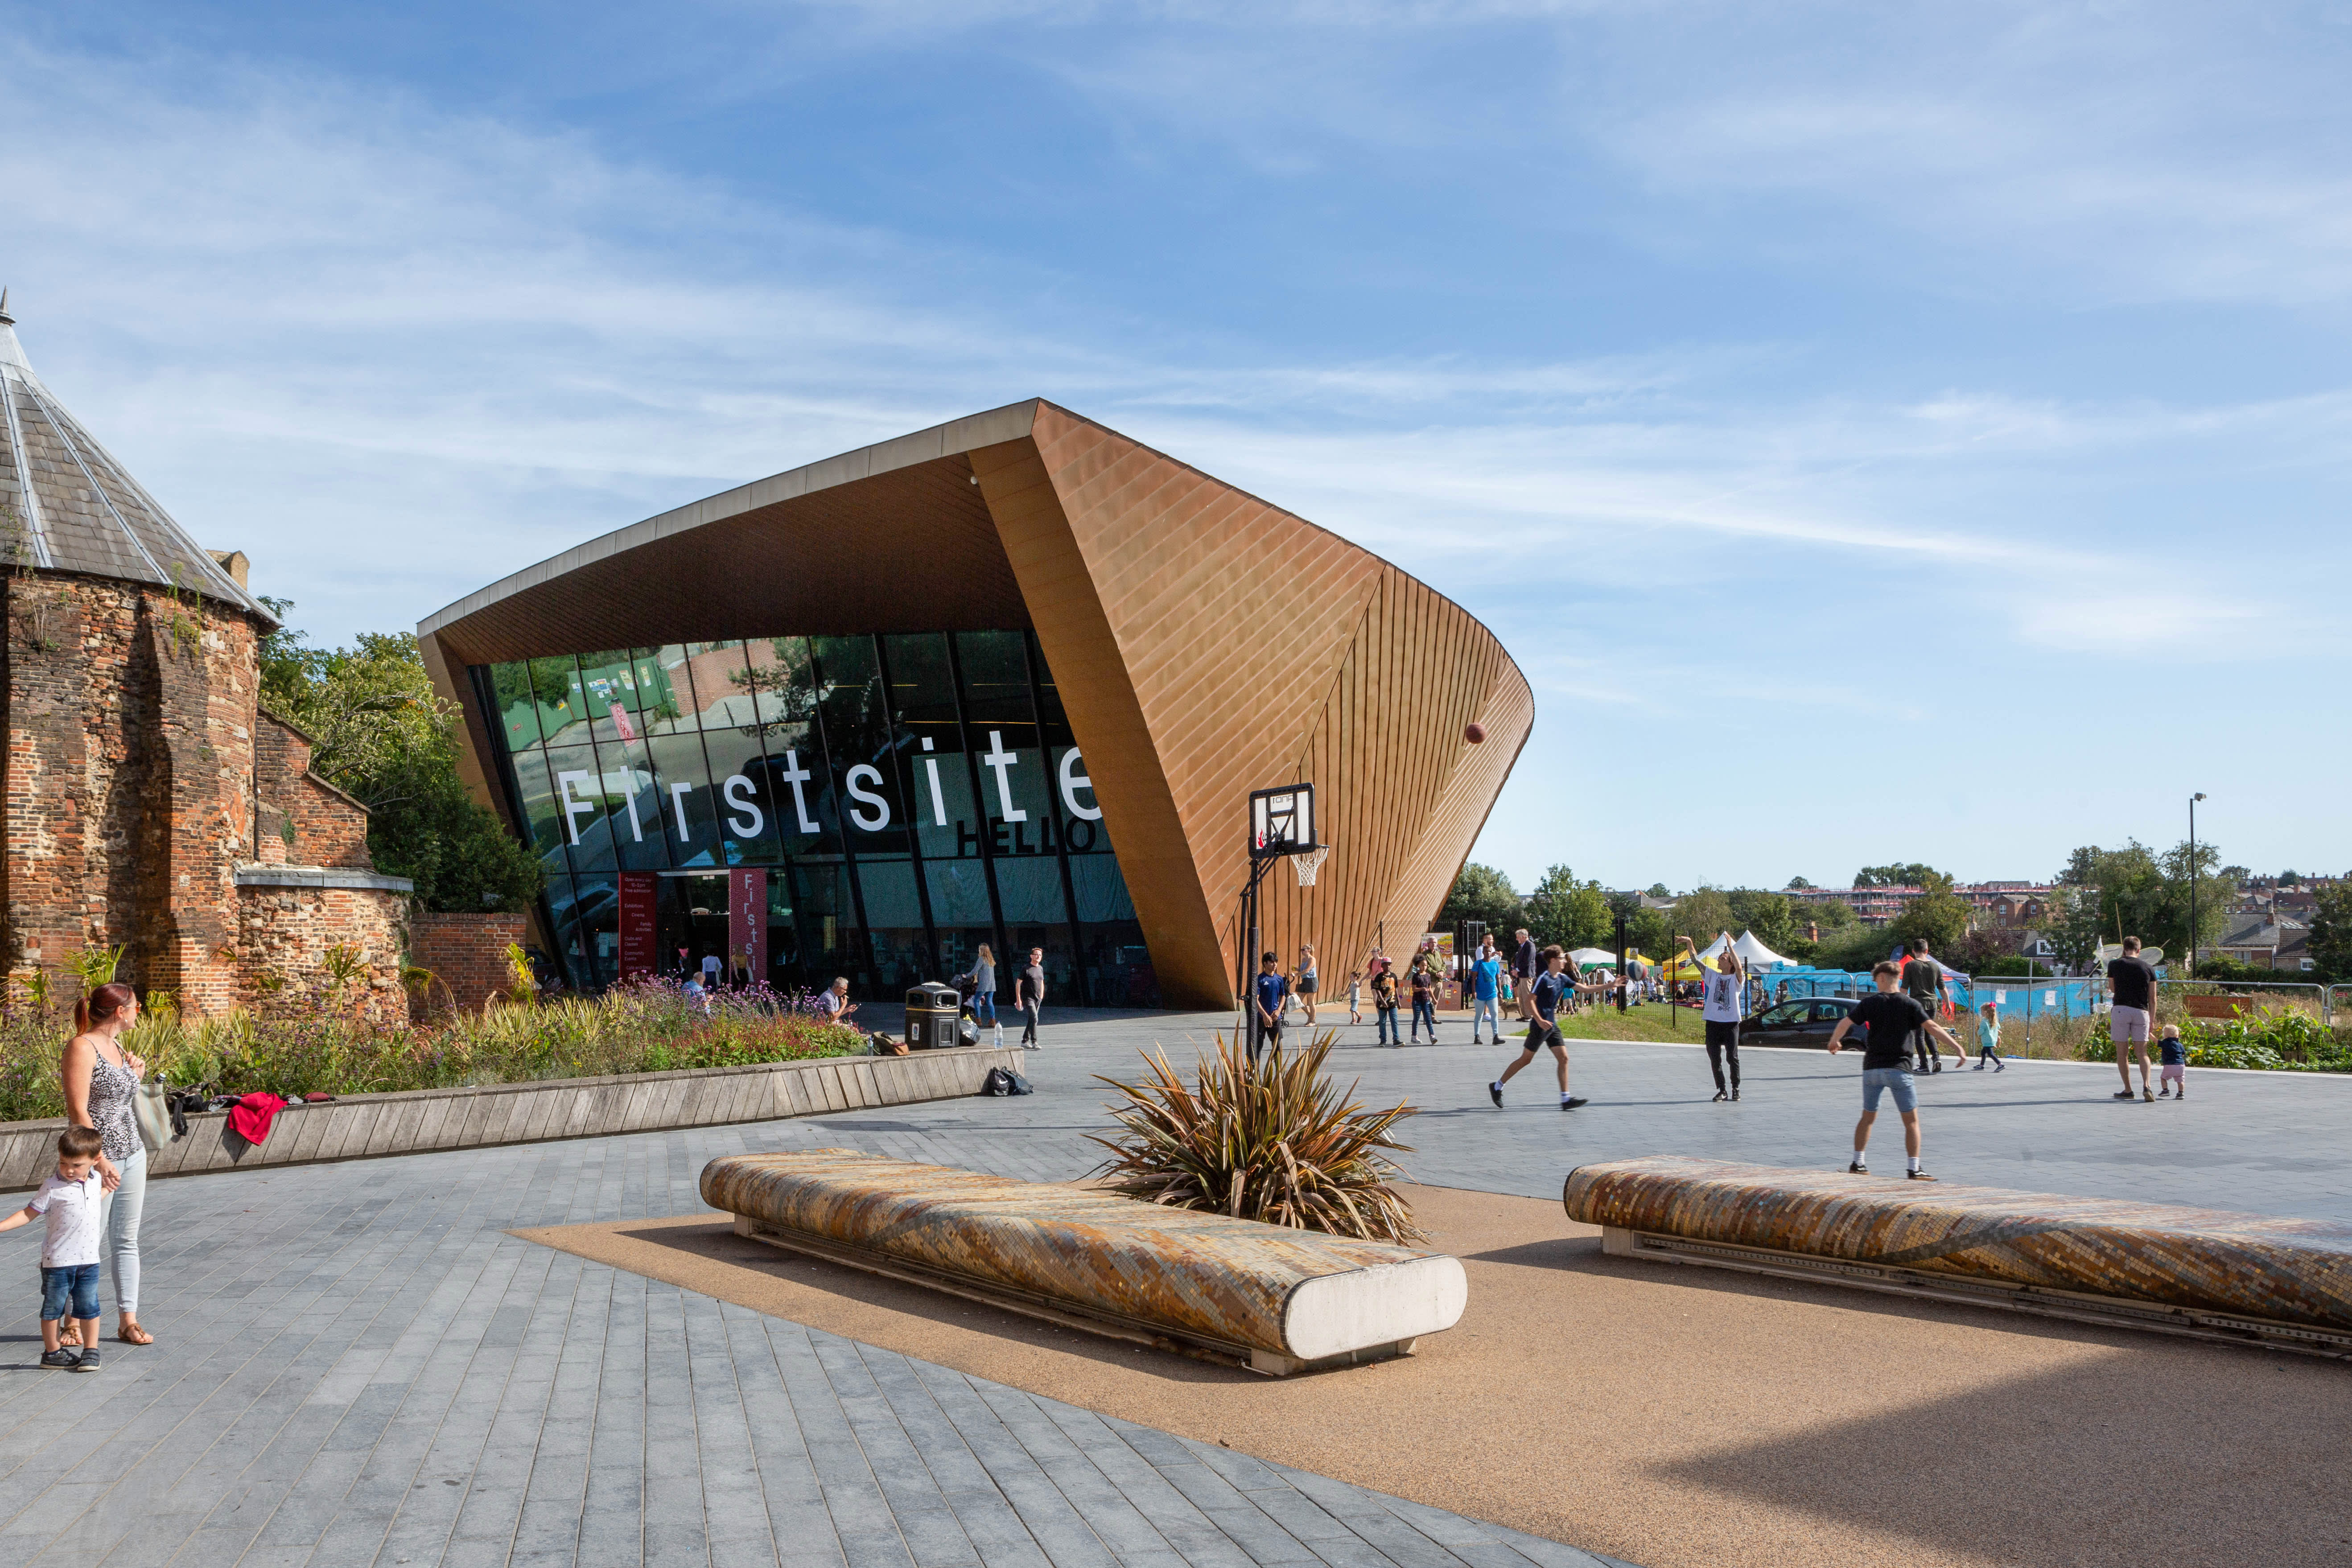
[{"xmin": 1825, "ymin": 960, "xmax": 1966, "ymax": 1181}]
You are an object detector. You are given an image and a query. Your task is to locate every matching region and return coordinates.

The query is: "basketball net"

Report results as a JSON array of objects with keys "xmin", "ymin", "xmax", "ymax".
[{"xmin": 1293, "ymin": 846, "xmax": 1330, "ymax": 886}]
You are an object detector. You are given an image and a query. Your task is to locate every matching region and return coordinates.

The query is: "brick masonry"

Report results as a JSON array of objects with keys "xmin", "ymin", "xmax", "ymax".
[
  {"xmin": 411, "ymin": 909, "xmax": 526, "ymax": 1015},
  {"xmin": 4, "ymin": 571, "xmax": 410, "ymax": 1019}
]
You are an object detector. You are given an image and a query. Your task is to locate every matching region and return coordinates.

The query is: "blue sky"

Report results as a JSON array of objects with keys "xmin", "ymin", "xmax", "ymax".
[{"xmin": 6, "ymin": 1, "xmax": 2348, "ymax": 893}]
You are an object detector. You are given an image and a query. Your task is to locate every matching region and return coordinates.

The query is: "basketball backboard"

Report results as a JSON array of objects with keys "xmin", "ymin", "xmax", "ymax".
[{"xmin": 1248, "ymin": 784, "xmax": 1316, "ymax": 859}]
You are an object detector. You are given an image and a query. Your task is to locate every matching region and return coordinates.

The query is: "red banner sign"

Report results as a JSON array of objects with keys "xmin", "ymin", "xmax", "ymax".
[
  {"xmin": 728, "ymin": 868, "xmax": 768, "ymax": 989},
  {"xmin": 618, "ymin": 872, "xmax": 657, "ymax": 980}
]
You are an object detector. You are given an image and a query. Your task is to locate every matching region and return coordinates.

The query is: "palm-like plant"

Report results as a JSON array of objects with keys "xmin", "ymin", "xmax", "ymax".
[{"xmin": 1090, "ymin": 1032, "xmax": 1426, "ymax": 1244}]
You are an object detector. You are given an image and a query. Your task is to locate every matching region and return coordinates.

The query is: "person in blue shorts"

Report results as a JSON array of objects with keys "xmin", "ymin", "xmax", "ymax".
[
  {"xmin": 1488, "ymin": 946, "xmax": 1598, "ymax": 1111},
  {"xmin": 1250, "ymin": 952, "xmax": 1289, "ymax": 1063},
  {"xmin": 1825, "ymin": 959, "xmax": 1965, "ymax": 1181}
]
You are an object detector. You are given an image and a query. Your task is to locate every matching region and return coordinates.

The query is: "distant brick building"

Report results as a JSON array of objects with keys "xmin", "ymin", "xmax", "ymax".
[{"xmin": 0, "ymin": 293, "xmax": 413, "ymax": 1020}]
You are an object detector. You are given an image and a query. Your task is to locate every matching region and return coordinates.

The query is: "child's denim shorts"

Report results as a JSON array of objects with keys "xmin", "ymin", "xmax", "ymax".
[{"xmin": 41, "ymin": 1263, "xmax": 100, "ymax": 1322}]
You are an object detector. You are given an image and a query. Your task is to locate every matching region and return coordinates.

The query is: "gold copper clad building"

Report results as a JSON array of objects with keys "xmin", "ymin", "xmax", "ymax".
[{"xmin": 417, "ymin": 401, "xmax": 1530, "ymax": 1009}]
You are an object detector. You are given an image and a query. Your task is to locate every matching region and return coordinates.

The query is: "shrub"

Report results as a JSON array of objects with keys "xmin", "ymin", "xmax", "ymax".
[
  {"xmin": 1090, "ymin": 1031, "xmax": 1425, "ymax": 1243},
  {"xmin": 0, "ymin": 977, "xmax": 860, "ymax": 1122}
]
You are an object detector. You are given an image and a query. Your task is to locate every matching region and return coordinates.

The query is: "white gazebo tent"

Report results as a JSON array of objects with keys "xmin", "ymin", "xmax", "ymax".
[{"xmin": 1733, "ymin": 930, "xmax": 1792, "ymax": 969}]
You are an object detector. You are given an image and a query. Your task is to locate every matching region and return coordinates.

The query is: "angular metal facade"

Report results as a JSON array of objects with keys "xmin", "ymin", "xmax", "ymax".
[{"xmin": 420, "ymin": 401, "xmax": 1530, "ymax": 1009}]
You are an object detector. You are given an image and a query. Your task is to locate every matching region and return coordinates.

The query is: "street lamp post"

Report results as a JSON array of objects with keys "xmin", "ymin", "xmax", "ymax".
[{"xmin": 2189, "ymin": 792, "xmax": 2208, "ymax": 979}]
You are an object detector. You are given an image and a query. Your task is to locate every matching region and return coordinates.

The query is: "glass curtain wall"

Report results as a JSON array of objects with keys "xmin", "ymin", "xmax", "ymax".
[{"xmin": 479, "ymin": 630, "xmax": 1159, "ymax": 1007}]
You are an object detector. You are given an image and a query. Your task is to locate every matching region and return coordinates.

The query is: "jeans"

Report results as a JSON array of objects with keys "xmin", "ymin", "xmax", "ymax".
[
  {"xmin": 1376, "ymin": 1004, "xmax": 1399, "ymax": 1044},
  {"xmin": 1472, "ymin": 996, "xmax": 1499, "ymax": 1039},
  {"xmin": 1411, "ymin": 995, "xmax": 1437, "ymax": 1038},
  {"xmin": 101, "ymin": 1145, "xmax": 144, "ymax": 1314},
  {"xmin": 1019, "ymin": 1000, "xmax": 1040, "ymax": 1044},
  {"xmin": 973, "ymin": 993, "xmax": 996, "ymax": 1026},
  {"xmin": 41, "ymin": 1263, "xmax": 99, "ymax": 1322},
  {"xmin": 1862, "ymin": 1067, "xmax": 1919, "ymax": 1114}
]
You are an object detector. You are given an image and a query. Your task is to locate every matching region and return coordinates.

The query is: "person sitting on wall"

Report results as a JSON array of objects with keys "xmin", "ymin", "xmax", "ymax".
[{"xmin": 813, "ymin": 977, "xmax": 851, "ymax": 1022}]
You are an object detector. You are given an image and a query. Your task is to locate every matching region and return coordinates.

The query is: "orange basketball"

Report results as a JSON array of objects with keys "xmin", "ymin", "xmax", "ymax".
[{"xmin": 1464, "ymin": 723, "xmax": 1486, "ymax": 744}]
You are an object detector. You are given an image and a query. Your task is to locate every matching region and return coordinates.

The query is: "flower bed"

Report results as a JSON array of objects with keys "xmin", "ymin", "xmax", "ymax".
[{"xmin": 0, "ymin": 978, "xmax": 861, "ymax": 1122}]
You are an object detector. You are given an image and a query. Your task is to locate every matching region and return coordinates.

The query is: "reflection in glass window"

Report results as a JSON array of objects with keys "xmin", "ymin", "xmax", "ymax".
[
  {"xmin": 492, "ymin": 658, "xmax": 572, "ymax": 753},
  {"xmin": 926, "ymin": 857, "xmax": 991, "ymax": 928},
  {"xmin": 544, "ymin": 743, "xmax": 621, "ymax": 874},
  {"xmin": 812, "ymin": 636, "xmax": 911, "ymax": 855},
  {"xmin": 697, "ymin": 719, "xmax": 783, "ymax": 865},
  {"xmin": 739, "ymin": 637, "xmax": 815, "ymax": 728},
  {"xmin": 687, "ymin": 641, "xmax": 757, "ymax": 732},
  {"xmin": 643, "ymin": 646, "xmax": 700, "ymax": 736},
  {"xmin": 856, "ymin": 860, "xmax": 927, "ymax": 995},
  {"xmin": 507, "ymin": 749, "xmax": 573, "ymax": 876},
  {"xmin": 956, "ymin": 631, "xmax": 1049, "ymax": 834},
  {"xmin": 645, "ymin": 732, "xmax": 721, "ymax": 867},
  {"xmin": 591, "ymin": 734, "xmax": 669, "ymax": 873},
  {"xmin": 791, "ymin": 863, "xmax": 857, "ymax": 990},
  {"xmin": 884, "ymin": 634, "xmax": 977, "ymax": 863}
]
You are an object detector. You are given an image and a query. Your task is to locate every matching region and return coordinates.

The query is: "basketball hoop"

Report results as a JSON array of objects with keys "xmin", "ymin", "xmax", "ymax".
[{"xmin": 1293, "ymin": 846, "xmax": 1330, "ymax": 886}]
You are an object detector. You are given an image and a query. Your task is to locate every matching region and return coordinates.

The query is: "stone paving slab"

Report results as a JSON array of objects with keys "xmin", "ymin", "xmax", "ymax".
[
  {"xmin": 8, "ymin": 1000, "xmax": 2320, "ymax": 1568},
  {"xmin": 0, "ymin": 1014, "xmax": 1631, "ymax": 1568}
]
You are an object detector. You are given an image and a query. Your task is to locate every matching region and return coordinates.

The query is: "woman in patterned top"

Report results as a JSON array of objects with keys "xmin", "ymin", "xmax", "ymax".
[{"xmin": 61, "ymin": 981, "xmax": 152, "ymax": 1346}]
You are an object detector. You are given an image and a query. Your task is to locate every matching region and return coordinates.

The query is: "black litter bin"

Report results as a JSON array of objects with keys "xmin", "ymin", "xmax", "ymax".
[{"xmin": 904, "ymin": 982, "xmax": 962, "ymax": 1050}]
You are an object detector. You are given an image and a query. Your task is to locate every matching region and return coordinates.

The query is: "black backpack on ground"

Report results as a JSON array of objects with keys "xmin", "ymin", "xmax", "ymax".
[{"xmin": 980, "ymin": 1067, "xmax": 1032, "ymax": 1097}]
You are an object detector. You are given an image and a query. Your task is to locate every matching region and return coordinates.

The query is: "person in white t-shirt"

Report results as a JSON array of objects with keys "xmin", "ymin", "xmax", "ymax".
[
  {"xmin": 0, "ymin": 1127, "xmax": 110, "ymax": 1370},
  {"xmin": 1682, "ymin": 934, "xmax": 1747, "ymax": 1103}
]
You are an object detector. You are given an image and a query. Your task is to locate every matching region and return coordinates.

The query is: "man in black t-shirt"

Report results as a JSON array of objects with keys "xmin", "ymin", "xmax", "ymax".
[
  {"xmin": 1826, "ymin": 960, "xmax": 1965, "ymax": 1180},
  {"xmin": 1488, "ymin": 945, "xmax": 1598, "ymax": 1111},
  {"xmin": 1900, "ymin": 940, "xmax": 1962, "ymax": 1073},
  {"xmin": 2105, "ymin": 936, "xmax": 2160, "ymax": 1103}
]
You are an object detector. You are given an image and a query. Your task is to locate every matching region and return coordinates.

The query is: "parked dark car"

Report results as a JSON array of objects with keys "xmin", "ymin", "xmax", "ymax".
[{"xmin": 1741, "ymin": 996, "xmax": 1861, "ymax": 1049}]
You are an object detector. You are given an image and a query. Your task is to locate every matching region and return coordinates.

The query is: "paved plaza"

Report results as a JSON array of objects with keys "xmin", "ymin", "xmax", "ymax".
[
  {"xmin": 892, "ymin": 1005, "xmax": 2352, "ymax": 1220},
  {"xmin": 1, "ymin": 1004, "xmax": 2342, "ymax": 1568}
]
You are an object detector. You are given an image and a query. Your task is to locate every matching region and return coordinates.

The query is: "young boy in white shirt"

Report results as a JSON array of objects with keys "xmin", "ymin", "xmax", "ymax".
[{"xmin": 0, "ymin": 1127, "xmax": 110, "ymax": 1370}]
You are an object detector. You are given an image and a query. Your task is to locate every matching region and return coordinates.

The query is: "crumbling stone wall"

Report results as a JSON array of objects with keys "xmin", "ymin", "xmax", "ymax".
[
  {"xmin": 235, "ymin": 882, "xmax": 411, "ymax": 1025},
  {"xmin": 252, "ymin": 716, "xmax": 371, "ymax": 869},
  {"xmin": 4, "ymin": 572, "xmax": 407, "ymax": 1021},
  {"xmin": 4, "ymin": 574, "xmax": 255, "ymax": 1013},
  {"xmin": 410, "ymin": 911, "xmax": 525, "ymax": 1017}
]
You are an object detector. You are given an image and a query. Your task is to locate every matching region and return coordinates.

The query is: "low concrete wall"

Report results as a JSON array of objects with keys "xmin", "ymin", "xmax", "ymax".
[{"xmin": 0, "ymin": 1046, "xmax": 1022, "ymax": 1192}]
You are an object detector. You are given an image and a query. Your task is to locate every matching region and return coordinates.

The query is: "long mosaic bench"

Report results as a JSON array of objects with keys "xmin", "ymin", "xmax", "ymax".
[
  {"xmin": 702, "ymin": 1149, "xmax": 1468, "ymax": 1375},
  {"xmin": 1565, "ymin": 1155, "xmax": 2352, "ymax": 1360}
]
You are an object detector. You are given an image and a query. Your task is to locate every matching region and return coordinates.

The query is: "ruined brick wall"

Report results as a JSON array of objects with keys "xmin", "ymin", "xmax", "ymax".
[
  {"xmin": 410, "ymin": 911, "xmax": 524, "ymax": 1017},
  {"xmin": 253, "ymin": 715, "xmax": 373, "ymax": 869},
  {"xmin": 235, "ymin": 885, "xmax": 411, "ymax": 1025},
  {"xmin": 4, "ymin": 574, "xmax": 257, "ymax": 1015}
]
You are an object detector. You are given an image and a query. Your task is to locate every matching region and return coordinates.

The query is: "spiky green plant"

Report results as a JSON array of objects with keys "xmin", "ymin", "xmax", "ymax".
[
  {"xmin": 1090, "ymin": 1031, "xmax": 1426, "ymax": 1244},
  {"xmin": 66, "ymin": 946, "xmax": 124, "ymax": 991}
]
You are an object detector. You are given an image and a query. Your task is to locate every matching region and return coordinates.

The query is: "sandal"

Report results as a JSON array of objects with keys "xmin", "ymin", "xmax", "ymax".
[{"xmin": 116, "ymin": 1322, "xmax": 152, "ymax": 1346}]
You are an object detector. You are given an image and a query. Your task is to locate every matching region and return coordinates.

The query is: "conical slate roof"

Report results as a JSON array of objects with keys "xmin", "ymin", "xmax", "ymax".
[{"xmin": 0, "ymin": 291, "xmax": 268, "ymax": 618}]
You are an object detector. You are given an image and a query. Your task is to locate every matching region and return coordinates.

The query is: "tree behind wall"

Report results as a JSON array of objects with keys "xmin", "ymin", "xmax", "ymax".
[
  {"xmin": 1438, "ymin": 863, "xmax": 1524, "ymax": 942},
  {"xmin": 259, "ymin": 605, "xmax": 543, "ymax": 914}
]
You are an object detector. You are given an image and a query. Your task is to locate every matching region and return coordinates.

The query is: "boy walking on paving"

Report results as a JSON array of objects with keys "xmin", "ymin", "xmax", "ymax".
[
  {"xmin": 1251, "ymin": 952, "xmax": 1288, "ymax": 1062},
  {"xmin": 2158, "ymin": 1024, "xmax": 2189, "ymax": 1099},
  {"xmin": 1371, "ymin": 959, "xmax": 1401, "ymax": 1046},
  {"xmin": 1488, "ymin": 946, "xmax": 1589, "ymax": 1111},
  {"xmin": 0, "ymin": 1127, "xmax": 110, "ymax": 1370},
  {"xmin": 2107, "ymin": 936, "xmax": 2159, "ymax": 1102},
  {"xmin": 1470, "ymin": 941, "xmax": 1503, "ymax": 1045},
  {"xmin": 1826, "ymin": 960, "xmax": 1966, "ymax": 1181}
]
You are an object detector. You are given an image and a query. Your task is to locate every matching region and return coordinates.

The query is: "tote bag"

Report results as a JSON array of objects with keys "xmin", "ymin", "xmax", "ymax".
[{"xmin": 132, "ymin": 1078, "xmax": 174, "ymax": 1153}]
